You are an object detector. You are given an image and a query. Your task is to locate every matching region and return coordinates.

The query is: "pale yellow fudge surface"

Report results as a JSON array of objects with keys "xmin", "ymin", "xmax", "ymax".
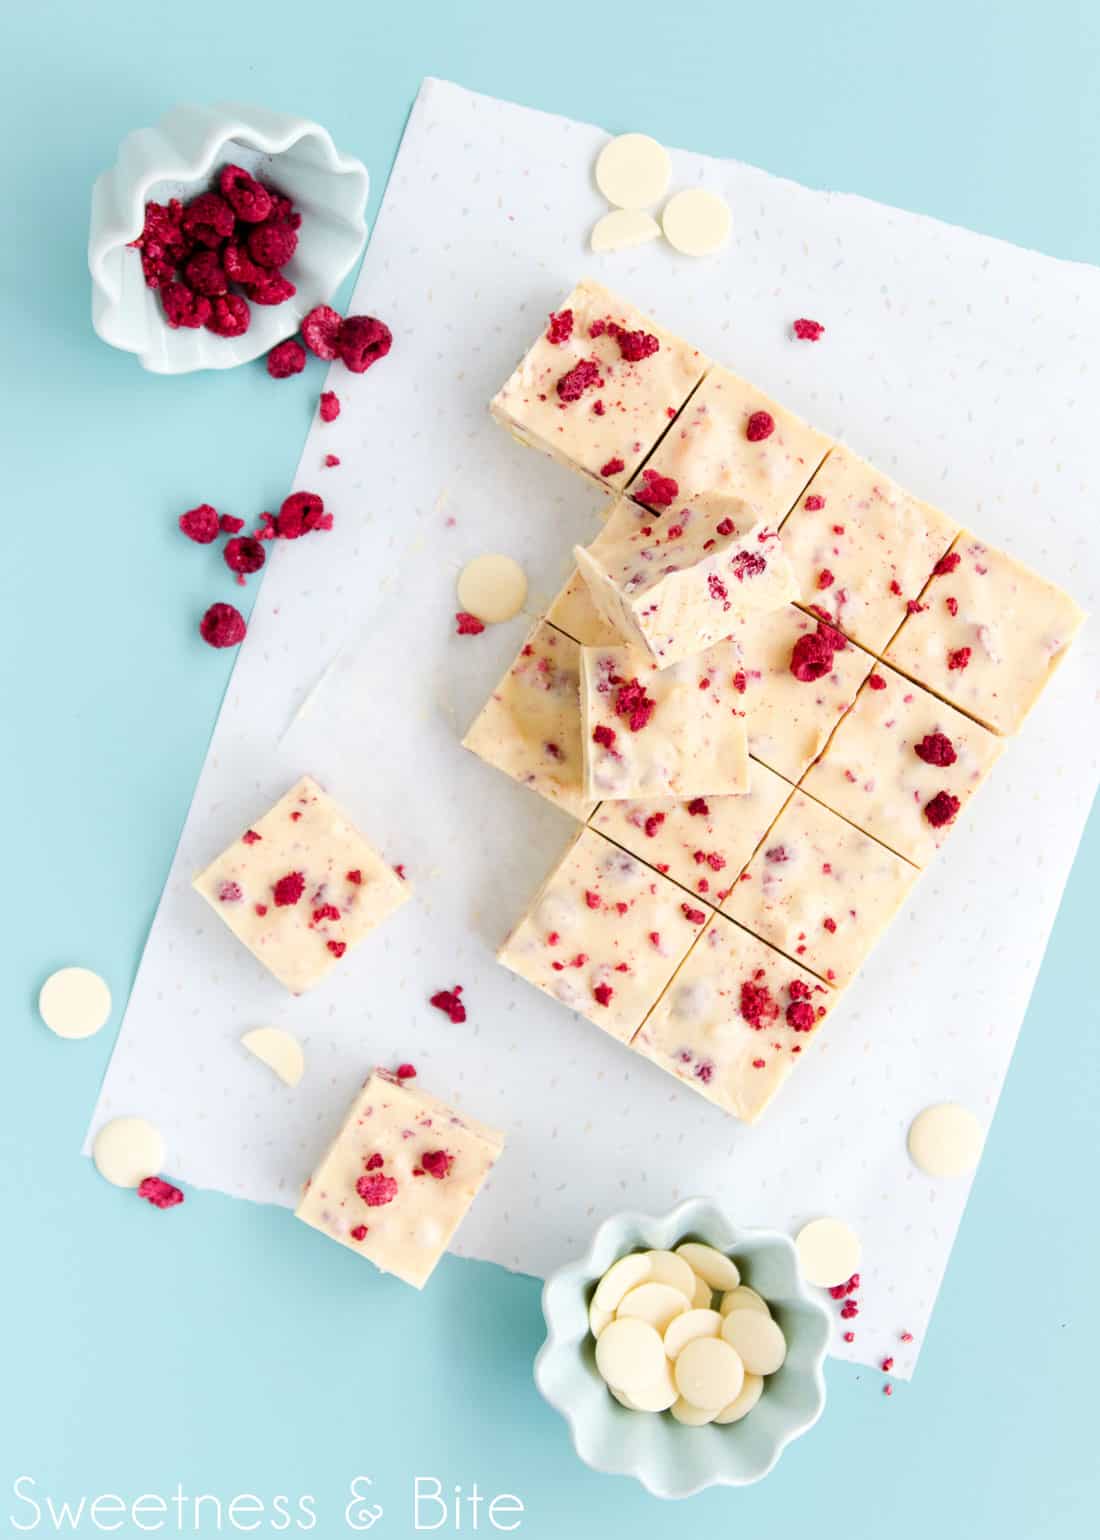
[
  {"xmin": 778, "ymin": 447, "xmax": 958, "ymax": 654},
  {"xmin": 295, "ymin": 1069, "xmax": 504, "ymax": 1289},
  {"xmin": 589, "ymin": 760, "xmax": 793, "ymax": 906},
  {"xmin": 581, "ymin": 642, "xmax": 750, "ymax": 801},
  {"xmin": 462, "ymin": 619, "xmax": 595, "ymax": 820},
  {"xmin": 193, "ymin": 775, "xmax": 410, "ymax": 995},
  {"xmin": 630, "ymin": 365, "xmax": 831, "ymax": 521},
  {"xmin": 573, "ymin": 494, "xmax": 797, "ymax": 668},
  {"xmin": 801, "ymin": 663, "xmax": 1005, "ymax": 867},
  {"xmin": 723, "ymin": 790, "xmax": 921, "ymax": 987},
  {"xmin": 547, "ymin": 497, "xmax": 652, "ymax": 647},
  {"xmin": 490, "ymin": 280, "xmax": 708, "ymax": 488},
  {"xmin": 883, "ymin": 534, "xmax": 1085, "ymax": 734},
  {"xmin": 498, "ymin": 827, "xmax": 709, "ymax": 1044},
  {"xmin": 631, "ymin": 913, "xmax": 837, "ymax": 1124}
]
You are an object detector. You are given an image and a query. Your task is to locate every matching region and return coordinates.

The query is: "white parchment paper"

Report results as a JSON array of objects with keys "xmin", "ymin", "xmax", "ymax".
[{"xmin": 88, "ymin": 78, "xmax": 1100, "ymax": 1377}]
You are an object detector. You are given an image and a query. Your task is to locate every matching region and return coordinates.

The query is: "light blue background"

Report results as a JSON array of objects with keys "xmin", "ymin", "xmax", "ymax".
[{"xmin": 3, "ymin": 2, "xmax": 1098, "ymax": 1535}]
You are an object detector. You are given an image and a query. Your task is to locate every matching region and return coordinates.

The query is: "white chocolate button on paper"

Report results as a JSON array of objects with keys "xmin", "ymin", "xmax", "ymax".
[
  {"xmin": 662, "ymin": 189, "xmax": 732, "ymax": 256},
  {"xmin": 241, "ymin": 1027, "xmax": 304, "ymax": 1087},
  {"xmin": 674, "ymin": 1337, "xmax": 745, "ymax": 1410},
  {"xmin": 721, "ymin": 1310, "xmax": 787, "ymax": 1376},
  {"xmin": 675, "ymin": 1242, "xmax": 741, "ymax": 1291},
  {"xmin": 93, "ymin": 1117, "xmax": 165, "ymax": 1189},
  {"xmin": 590, "ymin": 209, "xmax": 661, "ymax": 254},
  {"xmin": 908, "ymin": 1103, "xmax": 984, "ymax": 1178},
  {"xmin": 795, "ymin": 1217, "xmax": 862, "ymax": 1287},
  {"xmin": 595, "ymin": 1316, "xmax": 666, "ymax": 1393},
  {"xmin": 38, "ymin": 967, "xmax": 111, "ymax": 1040},
  {"xmin": 663, "ymin": 1308, "xmax": 723, "ymax": 1360},
  {"xmin": 595, "ymin": 133, "xmax": 671, "ymax": 210},
  {"xmin": 457, "ymin": 554, "xmax": 528, "ymax": 624},
  {"xmin": 714, "ymin": 1371, "xmax": 764, "ymax": 1424}
]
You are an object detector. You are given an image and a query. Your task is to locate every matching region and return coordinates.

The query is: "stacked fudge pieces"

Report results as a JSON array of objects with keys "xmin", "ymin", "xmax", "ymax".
[{"xmin": 466, "ymin": 280, "xmax": 1084, "ymax": 1125}]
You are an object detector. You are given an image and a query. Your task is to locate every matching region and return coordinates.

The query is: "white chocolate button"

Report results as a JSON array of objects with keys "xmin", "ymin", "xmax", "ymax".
[
  {"xmin": 595, "ymin": 1316, "xmax": 667, "ymax": 1393},
  {"xmin": 908, "ymin": 1103, "xmax": 985, "ymax": 1178},
  {"xmin": 609, "ymin": 1387, "xmax": 638, "ymax": 1410},
  {"xmin": 589, "ymin": 1298, "xmax": 613, "ymax": 1338},
  {"xmin": 595, "ymin": 133, "xmax": 671, "ymax": 210},
  {"xmin": 617, "ymin": 1281, "xmax": 691, "ymax": 1334},
  {"xmin": 721, "ymin": 1309, "xmax": 787, "ymax": 1375},
  {"xmin": 714, "ymin": 1372, "xmax": 764, "ymax": 1424},
  {"xmin": 661, "ymin": 189, "xmax": 732, "ymax": 256},
  {"xmin": 621, "ymin": 1358, "xmax": 678, "ymax": 1412},
  {"xmin": 590, "ymin": 208, "xmax": 661, "ymax": 253},
  {"xmin": 691, "ymin": 1273, "xmax": 714, "ymax": 1310},
  {"xmin": 675, "ymin": 1242, "xmax": 741, "ymax": 1291},
  {"xmin": 643, "ymin": 1249, "xmax": 697, "ymax": 1301},
  {"xmin": 92, "ymin": 1117, "xmax": 165, "ymax": 1189},
  {"xmin": 720, "ymin": 1285, "xmax": 771, "ymax": 1317},
  {"xmin": 663, "ymin": 1308, "xmax": 723, "ymax": 1361},
  {"xmin": 795, "ymin": 1217, "xmax": 862, "ymax": 1288},
  {"xmin": 674, "ymin": 1337, "xmax": 745, "ymax": 1410},
  {"xmin": 241, "ymin": 1027, "xmax": 304, "ymax": 1087},
  {"xmin": 669, "ymin": 1397, "xmax": 717, "ymax": 1426},
  {"xmin": 38, "ymin": 967, "xmax": 111, "ymax": 1040},
  {"xmin": 457, "ymin": 554, "xmax": 528, "ymax": 625},
  {"xmin": 593, "ymin": 1252, "xmax": 652, "ymax": 1312}
]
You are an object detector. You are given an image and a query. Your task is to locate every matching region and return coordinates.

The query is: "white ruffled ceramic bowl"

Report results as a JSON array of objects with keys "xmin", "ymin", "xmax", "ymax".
[
  {"xmin": 88, "ymin": 102, "xmax": 369, "ymax": 373},
  {"xmin": 535, "ymin": 1198, "xmax": 830, "ymax": 1498}
]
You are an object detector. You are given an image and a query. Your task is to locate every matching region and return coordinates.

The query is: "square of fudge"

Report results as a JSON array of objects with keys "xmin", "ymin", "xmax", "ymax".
[
  {"xmin": 490, "ymin": 280, "xmax": 708, "ymax": 488},
  {"xmin": 589, "ymin": 760, "xmax": 793, "ymax": 905},
  {"xmin": 295, "ymin": 1069, "xmax": 504, "ymax": 1289},
  {"xmin": 629, "ymin": 364, "xmax": 832, "ymax": 522},
  {"xmin": 723, "ymin": 607, "xmax": 874, "ymax": 781},
  {"xmin": 573, "ymin": 493, "xmax": 797, "ymax": 668},
  {"xmin": 801, "ymin": 663, "xmax": 1005, "ymax": 866},
  {"xmin": 497, "ymin": 827, "xmax": 709, "ymax": 1044},
  {"xmin": 462, "ymin": 619, "xmax": 595, "ymax": 820},
  {"xmin": 883, "ymin": 534, "xmax": 1085, "ymax": 734},
  {"xmin": 581, "ymin": 641, "xmax": 750, "ymax": 801},
  {"xmin": 193, "ymin": 775, "xmax": 410, "ymax": 994},
  {"xmin": 631, "ymin": 913, "xmax": 838, "ymax": 1124},
  {"xmin": 778, "ymin": 446, "xmax": 959, "ymax": 653},
  {"xmin": 723, "ymin": 790, "xmax": 921, "ymax": 987},
  {"xmin": 547, "ymin": 496, "xmax": 653, "ymax": 646}
]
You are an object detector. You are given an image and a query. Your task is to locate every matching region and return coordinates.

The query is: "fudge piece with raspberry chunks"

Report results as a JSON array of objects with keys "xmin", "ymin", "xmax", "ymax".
[
  {"xmin": 462, "ymin": 619, "xmax": 595, "ymax": 820},
  {"xmin": 883, "ymin": 535, "xmax": 1085, "ymax": 734},
  {"xmin": 631, "ymin": 912, "xmax": 838, "ymax": 1124},
  {"xmin": 497, "ymin": 827, "xmax": 708, "ymax": 1044},
  {"xmin": 295, "ymin": 1069, "xmax": 504, "ymax": 1288},
  {"xmin": 490, "ymin": 280, "xmax": 708, "ymax": 489},
  {"xmin": 192, "ymin": 775, "xmax": 409, "ymax": 994},
  {"xmin": 801, "ymin": 664, "xmax": 1005, "ymax": 867},
  {"xmin": 778, "ymin": 446, "xmax": 959, "ymax": 653},
  {"xmin": 723, "ymin": 791, "xmax": 921, "ymax": 987},
  {"xmin": 581, "ymin": 641, "xmax": 750, "ymax": 801},
  {"xmin": 547, "ymin": 496, "xmax": 653, "ymax": 647},
  {"xmin": 630, "ymin": 364, "xmax": 831, "ymax": 523}
]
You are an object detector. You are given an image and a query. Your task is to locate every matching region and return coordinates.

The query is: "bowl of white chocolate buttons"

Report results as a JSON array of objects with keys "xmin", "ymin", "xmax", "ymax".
[{"xmin": 534, "ymin": 1198, "xmax": 830, "ymax": 1496}]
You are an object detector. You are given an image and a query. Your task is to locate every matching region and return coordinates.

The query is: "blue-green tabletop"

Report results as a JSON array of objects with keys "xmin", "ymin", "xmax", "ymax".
[{"xmin": 3, "ymin": 3, "xmax": 1098, "ymax": 1536}]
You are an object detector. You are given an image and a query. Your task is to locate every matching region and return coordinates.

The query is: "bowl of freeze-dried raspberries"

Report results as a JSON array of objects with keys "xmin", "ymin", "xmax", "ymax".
[{"xmin": 89, "ymin": 102, "xmax": 369, "ymax": 373}]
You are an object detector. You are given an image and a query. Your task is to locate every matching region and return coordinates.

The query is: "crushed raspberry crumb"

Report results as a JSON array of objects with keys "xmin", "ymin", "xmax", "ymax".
[
  {"xmin": 883, "ymin": 1385, "xmax": 894, "ymax": 1397},
  {"xmin": 915, "ymin": 731, "xmax": 957, "ymax": 767},
  {"xmin": 242, "ymin": 829, "xmax": 261, "ymax": 844},
  {"xmin": 616, "ymin": 329, "xmax": 660, "ymax": 361},
  {"xmin": 648, "ymin": 931, "xmax": 661, "ymax": 948},
  {"xmin": 324, "ymin": 454, "xmax": 340, "ymax": 468},
  {"xmin": 205, "ymin": 293, "xmax": 251, "ymax": 338},
  {"xmin": 592, "ymin": 400, "xmax": 605, "ymax": 416},
  {"xmin": 946, "ymin": 596, "xmax": 959, "ymax": 616},
  {"xmin": 179, "ymin": 503, "xmax": 220, "ymax": 544},
  {"xmin": 823, "ymin": 917, "xmax": 837, "ymax": 933},
  {"xmin": 349, "ymin": 1225, "xmax": 368, "ymax": 1242},
  {"xmin": 161, "ymin": 282, "xmax": 212, "ymax": 330},
  {"xmin": 199, "ymin": 602, "xmax": 246, "ymax": 648},
  {"xmin": 843, "ymin": 1331, "xmax": 855, "ymax": 1343},
  {"xmin": 267, "ymin": 338, "xmax": 306, "ymax": 379},
  {"xmin": 218, "ymin": 881, "xmax": 242, "ymax": 903},
  {"xmin": 934, "ymin": 551, "xmax": 961, "ymax": 576},
  {"xmin": 614, "ymin": 678, "xmax": 656, "ymax": 732},
  {"xmin": 681, "ymin": 904, "xmax": 706, "ymax": 924},
  {"xmin": 302, "ymin": 305, "xmax": 343, "ymax": 361},
  {"xmin": 600, "ymin": 457, "xmax": 626, "ymax": 477},
  {"xmin": 687, "ymin": 797, "xmax": 709, "ymax": 816},
  {"xmin": 592, "ymin": 725, "xmax": 617, "ymax": 749},
  {"xmin": 421, "ymin": 1150, "xmax": 453, "ymax": 1179},
  {"xmin": 545, "ymin": 308, "xmax": 574, "ymax": 344},
  {"xmin": 338, "ymin": 314, "xmax": 393, "ymax": 374},
  {"xmin": 319, "ymin": 391, "xmax": 341, "ymax": 423},
  {"xmin": 345, "ymin": 870, "xmax": 363, "ymax": 886},
  {"xmin": 593, "ymin": 983, "xmax": 614, "ymax": 1007},
  {"xmin": 365, "ymin": 1153, "xmax": 384, "ymax": 1171},
  {"xmin": 396, "ymin": 1063, "xmax": 416, "ymax": 1079},
  {"xmin": 817, "ymin": 568, "xmax": 835, "ymax": 590},
  {"xmin": 312, "ymin": 904, "xmax": 341, "ymax": 924},
  {"xmin": 901, "ymin": 1331, "xmax": 914, "ymax": 1343},
  {"xmin": 752, "ymin": 1058, "xmax": 766, "ymax": 1069},
  {"xmin": 746, "ymin": 410, "xmax": 775, "ymax": 442},
  {"xmin": 326, "ymin": 941, "xmax": 346, "ymax": 958},
  {"xmin": 740, "ymin": 980, "xmax": 778, "ymax": 1028},
  {"xmin": 455, "ymin": 611, "xmax": 485, "ymax": 635},
  {"xmin": 643, "ymin": 813, "xmax": 665, "ymax": 838},
  {"xmin": 947, "ymin": 646, "xmax": 971, "ymax": 671},
  {"xmin": 924, "ymin": 790, "xmax": 961, "ymax": 828},
  {"xmin": 868, "ymin": 673, "xmax": 887, "ymax": 691},
  {"xmin": 356, "ymin": 1173, "xmax": 398, "ymax": 1207},
  {"xmin": 906, "ymin": 599, "xmax": 926, "ymax": 615},
  {"xmin": 790, "ymin": 632, "xmax": 835, "ymax": 682},
  {"xmin": 556, "ymin": 357, "xmax": 602, "ymax": 403},
  {"xmin": 636, "ymin": 468, "xmax": 678, "ymax": 507},
  {"xmin": 584, "ymin": 890, "xmax": 601, "ymax": 910},
  {"xmin": 792, "ymin": 318, "xmax": 825, "ymax": 341},
  {"xmin": 731, "ymin": 551, "xmax": 767, "ymax": 582},
  {"xmin": 804, "ymin": 494, "xmax": 825, "ymax": 511},
  {"xmin": 786, "ymin": 999, "xmax": 816, "ymax": 1031},
  {"xmin": 430, "ymin": 987, "xmax": 467, "ymax": 1024},
  {"xmin": 218, "ymin": 514, "xmax": 244, "ymax": 535},
  {"xmin": 137, "ymin": 1177, "xmax": 184, "ymax": 1209},
  {"xmin": 224, "ymin": 536, "xmax": 266, "ymax": 577},
  {"xmin": 882, "ymin": 1356, "xmax": 895, "ymax": 1372}
]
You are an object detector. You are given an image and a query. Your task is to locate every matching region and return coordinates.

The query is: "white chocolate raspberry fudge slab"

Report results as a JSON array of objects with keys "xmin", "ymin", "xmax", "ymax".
[
  {"xmin": 723, "ymin": 791, "xmax": 920, "ymax": 987},
  {"xmin": 462, "ymin": 619, "xmax": 595, "ymax": 820},
  {"xmin": 497, "ymin": 827, "xmax": 708, "ymax": 1044},
  {"xmin": 295, "ymin": 1069, "xmax": 504, "ymax": 1289},
  {"xmin": 723, "ymin": 607, "xmax": 874, "ymax": 781},
  {"xmin": 779, "ymin": 447, "xmax": 959, "ymax": 654},
  {"xmin": 631, "ymin": 913, "xmax": 837, "ymax": 1124},
  {"xmin": 547, "ymin": 496, "xmax": 652, "ymax": 647},
  {"xmin": 883, "ymin": 535, "xmax": 1085, "ymax": 734},
  {"xmin": 589, "ymin": 761, "xmax": 793, "ymax": 907},
  {"xmin": 630, "ymin": 365, "xmax": 831, "ymax": 521},
  {"xmin": 801, "ymin": 663, "xmax": 1005, "ymax": 867},
  {"xmin": 573, "ymin": 495, "xmax": 797, "ymax": 668},
  {"xmin": 581, "ymin": 643, "xmax": 750, "ymax": 801},
  {"xmin": 490, "ymin": 280, "xmax": 708, "ymax": 489},
  {"xmin": 193, "ymin": 775, "xmax": 410, "ymax": 995}
]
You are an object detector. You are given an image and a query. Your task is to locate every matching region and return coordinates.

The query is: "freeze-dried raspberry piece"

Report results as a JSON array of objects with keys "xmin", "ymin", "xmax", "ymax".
[
  {"xmin": 248, "ymin": 220, "xmax": 299, "ymax": 269},
  {"xmin": 219, "ymin": 164, "xmax": 274, "ymax": 223},
  {"xmin": 948, "ymin": 647, "xmax": 971, "ymax": 671},
  {"xmin": 179, "ymin": 503, "xmax": 220, "ymax": 544},
  {"xmin": 301, "ymin": 304, "xmax": 342, "ymax": 360},
  {"xmin": 792, "ymin": 318, "xmax": 825, "ymax": 341},
  {"xmin": 249, "ymin": 273, "xmax": 297, "ymax": 306},
  {"xmin": 687, "ymin": 797, "xmax": 709, "ymax": 816},
  {"xmin": 319, "ymin": 390, "xmax": 341, "ymax": 422},
  {"xmin": 924, "ymin": 791, "xmax": 961, "ymax": 828},
  {"xmin": 356, "ymin": 1173, "xmax": 399, "ymax": 1207},
  {"xmin": 242, "ymin": 829, "xmax": 261, "ymax": 844},
  {"xmin": 219, "ymin": 513, "xmax": 245, "ymax": 534},
  {"xmin": 266, "ymin": 338, "xmax": 306, "ymax": 379},
  {"xmin": 327, "ymin": 941, "xmax": 347, "ymax": 958},
  {"xmin": 137, "ymin": 1177, "xmax": 184, "ymax": 1209},
  {"xmin": 273, "ymin": 871, "xmax": 305, "ymax": 907},
  {"xmin": 181, "ymin": 249, "xmax": 227, "ymax": 297},
  {"xmin": 788, "ymin": 979, "xmax": 812, "ymax": 1001},
  {"xmin": 161, "ymin": 281, "xmax": 212, "ymax": 330},
  {"xmin": 933, "ymin": 551, "xmax": 961, "ymax": 576},
  {"xmin": 593, "ymin": 983, "xmax": 614, "ymax": 1007},
  {"xmin": 199, "ymin": 602, "xmax": 246, "ymax": 648},
  {"xmin": 134, "ymin": 197, "xmax": 189, "ymax": 263},
  {"xmin": 790, "ymin": 632, "xmax": 836, "ymax": 682},
  {"xmin": 804, "ymin": 494, "xmax": 825, "ymax": 511},
  {"xmin": 614, "ymin": 678, "xmax": 656, "ymax": 732},
  {"xmin": 338, "ymin": 314, "xmax": 393, "ymax": 374},
  {"xmin": 430, "ymin": 987, "xmax": 467, "ymax": 1024},
  {"xmin": 324, "ymin": 454, "xmax": 340, "ymax": 468},
  {"xmin": 786, "ymin": 999, "xmax": 816, "ymax": 1031},
  {"xmin": 312, "ymin": 904, "xmax": 341, "ymax": 924},
  {"xmin": 731, "ymin": 551, "xmax": 767, "ymax": 582},
  {"xmin": 218, "ymin": 881, "xmax": 242, "ymax": 903},
  {"xmin": 616, "ymin": 328, "xmax": 660, "ymax": 361},
  {"xmin": 946, "ymin": 596, "xmax": 959, "ymax": 616},
  {"xmin": 600, "ymin": 457, "xmax": 626, "ymax": 477},
  {"xmin": 818, "ymin": 568, "xmax": 835, "ymax": 589},
  {"xmin": 681, "ymin": 904, "xmax": 706, "ymax": 924},
  {"xmin": 556, "ymin": 357, "xmax": 602, "ymax": 403},
  {"xmin": 740, "ymin": 979, "xmax": 778, "ymax": 1028},
  {"xmin": 181, "ymin": 191, "xmax": 235, "ymax": 249},
  {"xmin": 644, "ymin": 813, "xmax": 664, "ymax": 837},
  {"xmin": 456, "ymin": 611, "xmax": 485, "ymax": 635},
  {"xmin": 545, "ymin": 308, "xmax": 574, "ymax": 344},
  {"xmin": 868, "ymin": 673, "xmax": 887, "ymax": 691},
  {"xmin": 223, "ymin": 536, "xmax": 266, "ymax": 577},
  {"xmin": 395, "ymin": 1063, "xmax": 416, "ymax": 1080},
  {"xmin": 421, "ymin": 1150, "xmax": 453, "ymax": 1180},
  {"xmin": 746, "ymin": 410, "xmax": 775, "ymax": 442},
  {"xmin": 223, "ymin": 241, "xmax": 264, "ymax": 286},
  {"xmin": 205, "ymin": 293, "xmax": 251, "ymax": 338},
  {"xmin": 276, "ymin": 491, "xmax": 326, "ymax": 539},
  {"xmin": 636, "ymin": 468, "xmax": 678, "ymax": 507},
  {"xmin": 592, "ymin": 725, "xmax": 617, "ymax": 748},
  {"xmin": 350, "ymin": 1225, "xmax": 368, "ymax": 1242},
  {"xmin": 914, "ymin": 731, "xmax": 957, "ymax": 767}
]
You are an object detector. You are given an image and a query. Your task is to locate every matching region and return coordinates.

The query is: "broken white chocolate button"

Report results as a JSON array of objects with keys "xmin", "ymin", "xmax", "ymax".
[
  {"xmin": 38, "ymin": 967, "xmax": 111, "ymax": 1040},
  {"xmin": 908, "ymin": 1103, "xmax": 984, "ymax": 1178},
  {"xmin": 93, "ymin": 1117, "xmax": 165, "ymax": 1189},
  {"xmin": 593, "ymin": 1251, "xmax": 652, "ymax": 1313},
  {"xmin": 457, "ymin": 554, "xmax": 528, "ymax": 624},
  {"xmin": 643, "ymin": 1248, "xmax": 697, "ymax": 1301},
  {"xmin": 721, "ymin": 1309, "xmax": 787, "ymax": 1376},
  {"xmin": 674, "ymin": 1337, "xmax": 745, "ymax": 1410},
  {"xmin": 795, "ymin": 1217, "xmax": 862, "ymax": 1288},
  {"xmin": 620, "ymin": 1358, "xmax": 678, "ymax": 1412},
  {"xmin": 590, "ymin": 208, "xmax": 661, "ymax": 254},
  {"xmin": 663, "ymin": 1307, "xmax": 723, "ymax": 1361},
  {"xmin": 675, "ymin": 1242, "xmax": 740, "ymax": 1291},
  {"xmin": 691, "ymin": 1273, "xmax": 714, "ymax": 1310},
  {"xmin": 714, "ymin": 1371, "xmax": 764, "ymax": 1424},
  {"xmin": 241, "ymin": 1027, "xmax": 304, "ymax": 1087},
  {"xmin": 720, "ymin": 1285, "xmax": 770, "ymax": 1317},
  {"xmin": 669, "ymin": 1397, "xmax": 717, "ymax": 1426},
  {"xmin": 616, "ymin": 1281, "xmax": 690, "ymax": 1334},
  {"xmin": 662, "ymin": 188, "xmax": 732, "ymax": 257},
  {"xmin": 594, "ymin": 133, "xmax": 671, "ymax": 210},
  {"xmin": 594, "ymin": 1316, "xmax": 666, "ymax": 1393},
  {"xmin": 588, "ymin": 1298, "xmax": 613, "ymax": 1339}
]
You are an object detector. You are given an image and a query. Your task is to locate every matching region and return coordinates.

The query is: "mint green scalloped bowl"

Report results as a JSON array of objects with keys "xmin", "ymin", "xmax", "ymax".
[{"xmin": 534, "ymin": 1197, "xmax": 831, "ymax": 1498}]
